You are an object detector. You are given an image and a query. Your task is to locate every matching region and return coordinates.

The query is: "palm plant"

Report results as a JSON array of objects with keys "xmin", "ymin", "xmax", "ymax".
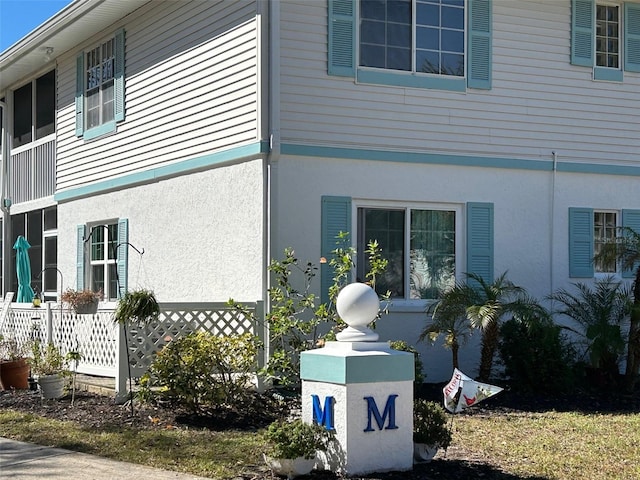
[
  {"xmin": 549, "ymin": 277, "xmax": 630, "ymax": 382},
  {"xmin": 594, "ymin": 226, "xmax": 640, "ymax": 390},
  {"xmin": 423, "ymin": 272, "xmax": 544, "ymax": 381}
]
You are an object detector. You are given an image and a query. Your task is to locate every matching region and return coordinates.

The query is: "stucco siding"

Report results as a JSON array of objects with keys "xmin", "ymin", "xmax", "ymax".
[
  {"xmin": 55, "ymin": 0, "xmax": 259, "ymax": 193},
  {"xmin": 278, "ymin": 0, "xmax": 640, "ymax": 167}
]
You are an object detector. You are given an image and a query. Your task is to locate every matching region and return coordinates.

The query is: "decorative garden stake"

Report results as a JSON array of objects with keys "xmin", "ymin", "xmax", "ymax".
[{"xmin": 300, "ymin": 282, "xmax": 414, "ymax": 476}]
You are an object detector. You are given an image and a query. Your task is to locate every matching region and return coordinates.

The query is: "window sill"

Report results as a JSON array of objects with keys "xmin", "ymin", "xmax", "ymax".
[
  {"xmin": 81, "ymin": 120, "xmax": 117, "ymax": 140},
  {"xmin": 357, "ymin": 68, "xmax": 466, "ymax": 92},
  {"xmin": 593, "ymin": 67, "xmax": 623, "ymax": 82}
]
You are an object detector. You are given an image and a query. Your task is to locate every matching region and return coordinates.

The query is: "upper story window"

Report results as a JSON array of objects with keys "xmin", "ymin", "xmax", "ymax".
[
  {"xmin": 12, "ymin": 70, "xmax": 55, "ymax": 149},
  {"xmin": 328, "ymin": 0, "xmax": 491, "ymax": 91},
  {"xmin": 571, "ymin": 0, "xmax": 640, "ymax": 80},
  {"xmin": 75, "ymin": 29, "xmax": 125, "ymax": 140},
  {"xmin": 360, "ymin": 0, "xmax": 465, "ymax": 77}
]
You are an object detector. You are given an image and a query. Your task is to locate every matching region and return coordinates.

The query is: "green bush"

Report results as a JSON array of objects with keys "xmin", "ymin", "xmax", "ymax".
[
  {"xmin": 264, "ymin": 419, "xmax": 332, "ymax": 459},
  {"xmin": 498, "ymin": 317, "xmax": 577, "ymax": 394},
  {"xmin": 413, "ymin": 399, "xmax": 452, "ymax": 448},
  {"xmin": 139, "ymin": 332, "xmax": 260, "ymax": 413}
]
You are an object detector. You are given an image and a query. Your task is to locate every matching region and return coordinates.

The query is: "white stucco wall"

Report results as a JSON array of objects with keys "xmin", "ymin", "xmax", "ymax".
[{"xmin": 57, "ymin": 159, "xmax": 265, "ymax": 303}]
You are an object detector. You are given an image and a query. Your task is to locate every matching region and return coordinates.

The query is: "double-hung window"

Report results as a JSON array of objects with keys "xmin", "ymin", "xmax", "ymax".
[
  {"xmin": 356, "ymin": 206, "xmax": 457, "ymax": 300},
  {"xmin": 328, "ymin": 0, "xmax": 492, "ymax": 91},
  {"xmin": 75, "ymin": 29, "xmax": 125, "ymax": 139},
  {"xmin": 593, "ymin": 210, "xmax": 618, "ymax": 273},
  {"xmin": 571, "ymin": 0, "xmax": 640, "ymax": 80}
]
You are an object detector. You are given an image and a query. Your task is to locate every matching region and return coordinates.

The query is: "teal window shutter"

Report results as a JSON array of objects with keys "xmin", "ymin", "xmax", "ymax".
[
  {"xmin": 328, "ymin": 0, "xmax": 355, "ymax": 77},
  {"xmin": 76, "ymin": 225, "xmax": 86, "ymax": 290},
  {"xmin": 75, "ymin": 53, "xmax": 84, "ymax": 136},
  {"xmin": 622, "ymin": 209, "xmax": 640, "ymax": 278},
  {"xmin": 466, "ymin": 202, "xmax": 494, "ymax": 284},
  {"xmin": 117, "ymin": 218, "xmax": 129, "ymax": 298},
  {"xmin": 625, "ymin": 3, "xmax": 640, "ymax": 73},
  {"xmin": 571, "ymin": 0, "xmax": 594, "ymax": 67},
  {"xmin": 569, "ymin": 207, "xmax": 594, "ymax": 277},
  {"xmin": 114, "ymin": 29, "xmax": 126, "ymax": 122},
  {"xmin": 467, "ymin": 0, "xmax": 492, "ymax": 90},
  {"xmin": 321, "ymin": 196, "xmax": 352, "ymax": 303}
]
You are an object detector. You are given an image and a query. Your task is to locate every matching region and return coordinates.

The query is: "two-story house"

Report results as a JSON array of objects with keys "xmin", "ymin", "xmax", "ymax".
[{"xmin": 1, "ymin": 0, "xmax": 639, "ymax": 381}]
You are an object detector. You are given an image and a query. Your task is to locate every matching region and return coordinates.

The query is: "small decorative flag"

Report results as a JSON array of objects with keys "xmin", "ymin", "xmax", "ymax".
[{"xmin": 443, "ymin": 368, "xmax": 503, "ymax": 413}]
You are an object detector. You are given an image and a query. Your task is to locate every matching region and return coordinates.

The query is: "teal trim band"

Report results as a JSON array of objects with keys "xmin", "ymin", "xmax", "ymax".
[
  {"xmin": 593, "ymin": 67, "xmax": 623, "ymax": 82},
  {"xmin": 282, "ymin": 143, "xmax": 550, "ymax": 171},
  {"xmin": 300, "ymin": 351, "xmax": 414, "ymax": 384},
  {"xmin": 55, "ymin": 141, "xmax": 269, "ymax": 202},
  {"xmin": 83, "ymin": 120, "xmax": 116, "ymax": 140},
  {"xmin": 282, "ymin": 143, "xmax": 640, "ymax": 177},
  {"xmin": 357, "ymin": 68, "xmax": 467, "ymax": 92}
]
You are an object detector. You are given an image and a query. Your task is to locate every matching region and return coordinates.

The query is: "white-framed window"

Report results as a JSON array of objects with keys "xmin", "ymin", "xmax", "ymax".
[
  {"xmin": 596, "ymin": 2, "xmax": 621, "ymax": 69},
  {"xmin": 359, "ymin": 0, "xmax": 466, "ymax": 77},
  {"xmin": 89, "ymin": 223, "xmax": 118, "ymax": 300},
  {"xmin": 594, "ymin": 210, "xmax": 618, "ymax": 273},
  {"xmin": 356, "ymin": 203, "xmax": 460, "ymax": 300},
  {"xmin": 85, "ymin": 38, "xmax": 115, "ymax": 130}
]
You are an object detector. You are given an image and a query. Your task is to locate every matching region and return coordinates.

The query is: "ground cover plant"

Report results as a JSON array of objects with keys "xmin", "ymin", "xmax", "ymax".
[{"xmin": 1, "ymin": 385, "xmax": 639, "ymax": 480}]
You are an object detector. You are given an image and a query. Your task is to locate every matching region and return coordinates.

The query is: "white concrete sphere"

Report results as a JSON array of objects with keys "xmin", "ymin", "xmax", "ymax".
[{"xmin": 336, "ymin": 283, "xmax": 380, "ymax": 327}]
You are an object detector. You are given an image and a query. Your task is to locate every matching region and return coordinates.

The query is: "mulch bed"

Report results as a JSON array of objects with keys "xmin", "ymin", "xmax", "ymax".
[{"xmin": 1, "ymin": 382, "xmax": 638, "ymax": 479}]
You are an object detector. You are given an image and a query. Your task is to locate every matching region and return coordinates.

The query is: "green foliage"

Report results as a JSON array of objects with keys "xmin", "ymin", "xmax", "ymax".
[
  {"xmin": 498, "ymin": 317, "xmax": 577, "ymax": 394},
  {"xmin": 114, "ymin": 289, "xmax": 160, "ymax": 325},
  {"xmin": 549, "ymin": 277, "xmax": 630, "ymax": 378},
  {"xmin": 28, "ymin": 340, "xmax": 68, "ymax": 376},
  {"xmin": 139, "ymin": 332, "xmax": 260, "ymax": 413},
  {"xmin": 0, "ymin": 335, "xmax": 28, "ymax": 361},
  {"xmin": 413, "ymin": 399, "xmax": 452, "ymax": 447},
  {"xmin": 230, "ymin": 232, "xmax": 390, "ymax": 387},
  {"xmin": 389, "ymin": 340, "xmax": 425, "ymax": 385},
  {"xmin": 263, "ymin": 419, "xmax": 332, "ymax": 459}
]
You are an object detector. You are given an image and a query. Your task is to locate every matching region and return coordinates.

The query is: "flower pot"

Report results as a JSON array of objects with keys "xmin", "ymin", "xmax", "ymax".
[
  {"xmin": 263, "ymin": 454, "xmax": 316, "ymax": 479},
  {"xmin": 413, "ymin": 443, "xmax": 438, "ymax": 463},
  {"xmin": 75, "ymin": 300, "xmax": 98, "ymax": 315},
  {"xmin": 0, "ymin": 358, "xmax": 29, "ymax": 390},
  {"xmin": 38, "ymin": 374, "xmax": 65, "ymax": 399}
]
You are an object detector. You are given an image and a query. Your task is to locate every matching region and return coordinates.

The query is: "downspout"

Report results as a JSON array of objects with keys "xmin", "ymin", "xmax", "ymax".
[
  {"xmin": 550, "ymin": 150, "xmax": 558, "ymax": 298},
  {"xmin": 0, "ymin": 100, "xmax": 10, "ymax": 296}
]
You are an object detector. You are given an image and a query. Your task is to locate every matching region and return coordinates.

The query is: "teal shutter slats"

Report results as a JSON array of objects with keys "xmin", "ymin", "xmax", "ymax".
[
  {"xmin": 625, "ymin": 3, "xmax": 640, "ymax": 72},
  {"xmin": 571, "ymin": 0, "xmax": 594, "ymax": 67},
  {"xmin": 117, "ymin": 218, "xmax": 129, "ymax": 298},
  {"xmin": 466, "ymin": 202, "xmax": 494, "ymax": 284},
  {"xmin": 114, "ymin": 29, "xmax": 126, "ymax": 122},
  {"xmin": 328, "ymin": 0, "xmax": 355, "ymax": 77},
  {"xmin": 76, "ymin": 225, "xmax": 86, "ymax": 290},
  {"xmin": 622, "ymin": 210, "xmax": 640, "ymax": 278},
  {"xmin": 75, "ymin": 53, "xmax": 84, "ymax": 136},
  {"xmin": 569, "ymin": 207, "xmax": 594, "ymax": 277},
  {"xmin": 467, "ymin": 0, "xmax": 492, "ymax": 89},
  {"xmin": 321, "ymin": 196, "xmax": 352, "ymax": 303}
]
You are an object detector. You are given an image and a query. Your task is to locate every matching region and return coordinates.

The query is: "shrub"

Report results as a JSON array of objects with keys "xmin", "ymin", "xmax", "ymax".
[
  {"xmin": 389, "ymin": 340, "xmax": 425, "ymax": 385},
  {"xmin": 139, "ymin": 332, "xmax": 260, "ymax": 413},
  {"xmin": 413, "ymin": 399, "xmax": 452, "ymax": 448},
  {"xmin": 498, "ymin": 317, "xmax": 577, "ymax": 394},
  {"xmin": 264, "ymin": 419, "xmax": 332, "ymax": 459}
]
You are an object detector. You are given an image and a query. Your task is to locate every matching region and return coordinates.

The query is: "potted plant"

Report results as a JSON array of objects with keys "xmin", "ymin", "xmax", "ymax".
[
  {"xmin": 413, "ymin": 399, "xmax": 452, "ymax": 462},
  {"xmin": 29, "ymin": 339, "xmax": 69, "ymax": 399},
  {"xmin": 263, "ymin": 418, "xmax": 332, "ymax": 479},
  {"xmin": 0, "ymin": 335, "xmax": 29, "ymax": 390},
  {"xmin": 61, "ymin": 288, "xmax": 103, "ymax": 314}
]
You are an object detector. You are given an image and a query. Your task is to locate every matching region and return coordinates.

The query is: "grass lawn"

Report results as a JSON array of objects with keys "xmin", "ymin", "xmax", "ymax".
[{"xmin": 1, "ymin": 407, "xmax": 639, "ymax": 479}]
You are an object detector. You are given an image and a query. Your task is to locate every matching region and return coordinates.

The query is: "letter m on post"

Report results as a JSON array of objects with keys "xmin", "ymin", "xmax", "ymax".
[
  {"xmin": 312, "ymin": 395, "xmax": 335, "ymax": 431},
  {"xmin": 364, "ymin": 395, "xmax": 399, "ymax": 432}
]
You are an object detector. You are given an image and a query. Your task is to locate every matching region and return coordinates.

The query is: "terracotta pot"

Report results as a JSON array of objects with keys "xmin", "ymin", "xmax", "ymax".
[{"xmin": 0, "ymin": 358, "xmax": 30, "ymax": 390}]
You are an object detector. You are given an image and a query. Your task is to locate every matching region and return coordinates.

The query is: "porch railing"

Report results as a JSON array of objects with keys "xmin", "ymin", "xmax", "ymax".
[
  {"xmin": 9, "ymin": 138, "xmax": 56, "ymax": 204},
  {"xmin": 2, "ymin": 301, "xmax": 266, "ymax": 400}
]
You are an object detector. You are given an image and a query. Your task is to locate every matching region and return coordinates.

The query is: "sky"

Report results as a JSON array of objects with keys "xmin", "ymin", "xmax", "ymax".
[{"xmin": 0, "ymin": 0, "xmax": 72, "ymax": 52}]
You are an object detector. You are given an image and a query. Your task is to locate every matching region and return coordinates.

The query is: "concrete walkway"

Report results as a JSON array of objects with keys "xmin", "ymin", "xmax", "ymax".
[{"xmin": 0, "ymin": 438, "xmax": 211, "ymax": 479}]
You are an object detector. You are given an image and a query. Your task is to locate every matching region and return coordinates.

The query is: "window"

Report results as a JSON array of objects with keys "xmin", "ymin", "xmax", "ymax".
[
  {"xmin": 594, "ymin": 211, "xmax": 617, "ymax": 273},
  {"xmin": 75, "ymin": 29, "xmax": 125, "ymax": 139},
  {"xmin": 328, "ymin": 0, "xmax": 492, "ymax": 90},
  {"xmin": 357, "ymin": 207, "xmax": 456, "ymax": 299},
  {"xmin": 12, "ymin": 71, "xmax": 56, "ymax": 149},
  {"xmin": 89, "ymin": 223, "xmax": 118, "ymax": 300},
  {"xmin": 360, "ymin": 0, "xmax": 465, "ymax": 76},
  {"xmin": 571, "ymin": 0, "xmax": 640, "ymax": 79},
  {"xmin": 569, "ymin": 207, "xmax": 640, "ymax": 277}
]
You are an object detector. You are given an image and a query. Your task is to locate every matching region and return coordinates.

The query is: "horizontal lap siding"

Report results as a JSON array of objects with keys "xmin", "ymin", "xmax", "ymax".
[
  {"xmin": 56, "ymin": 0, "xmax": 259, "ymax": 192},
  {"xmin": 279, "ymin": 0, "xmax": 640, "ymax": 166}
]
